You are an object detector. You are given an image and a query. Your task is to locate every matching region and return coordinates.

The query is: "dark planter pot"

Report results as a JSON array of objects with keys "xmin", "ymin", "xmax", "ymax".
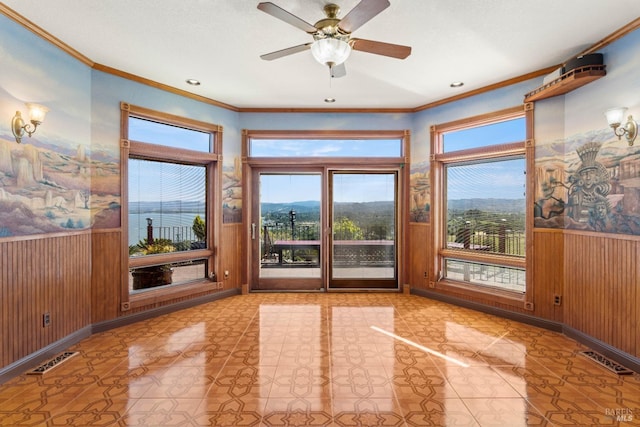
[
  {"xmin": 190, "ymin": 241, "xmax": 206, "ymax": 250},
  {"xmin": 131, "ymin": 267, "xmax": 173, "ymax": 290}
]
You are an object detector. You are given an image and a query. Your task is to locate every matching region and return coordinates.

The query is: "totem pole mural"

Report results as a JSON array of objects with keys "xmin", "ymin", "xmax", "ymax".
[
  {"xmin": 566, "ymin": 142, "xmax": 611, "ymax": 230},
  {"xmin": 535, "ymin": 129, "xmax": 640, "ymax": 236}
]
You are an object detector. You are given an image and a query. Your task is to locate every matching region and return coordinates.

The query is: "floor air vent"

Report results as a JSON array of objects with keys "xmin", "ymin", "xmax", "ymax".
[
  {"xmin": 580, "ymin": 350, "xmax": 634, "ymax": 375},
  {"xmin": 27, "ymin": 351, "xmax": 78, "ymax": 375}
]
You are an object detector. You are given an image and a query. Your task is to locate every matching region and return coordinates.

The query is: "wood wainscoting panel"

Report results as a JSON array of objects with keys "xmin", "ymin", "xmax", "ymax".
[
  {"xmin": 91, "ymin": 230, "xmax": 122, "ymax": 323},
  {"xmin": 408, "ymin": 222, "xmax": 430, "ymax": 290},
  {"xmin": 532, "ymin": 229, "xmax": 563, "ymax": 322},
  {"xmin": 221, "ymin": 223, "xmax": 243, "ymax": 290},
  {"xmin": 564, "ymin": 232, "xmax": 638, "ymax": 357},
  {"xmin": 0, "ymin": 233, "xmax": 92, "ymax": 369}
]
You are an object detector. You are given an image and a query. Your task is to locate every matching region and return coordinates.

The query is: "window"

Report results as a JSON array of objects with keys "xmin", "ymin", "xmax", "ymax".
[
  {"xmin": 431, "ymin": 106, "xmax": 533, "ymax": 305},
  {"xmin": 250, "ymin": 138, "xmax": 403, "ymax": 157},
  {"xmin": 121, "ymin": 103, "xmax": 221, "ymax": 308}
]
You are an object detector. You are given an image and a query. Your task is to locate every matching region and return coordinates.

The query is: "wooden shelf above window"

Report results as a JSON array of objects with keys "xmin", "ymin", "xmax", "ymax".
[{"xmin": 524, "ymin": 64, "xmax": 606, "ymax": 102}]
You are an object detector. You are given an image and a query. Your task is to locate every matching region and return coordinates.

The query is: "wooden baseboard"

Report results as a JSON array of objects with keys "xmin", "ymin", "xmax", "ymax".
[
  {"xmin": 0, "ymin": 289, "xmax": 240, "ymax": 385},
  {"xmin": 411, "ymin": 288, "xmax": 563, "ymax": 332},
  {"xmin": 412, "ymin": 288, "xmax": 639, "ymax": 374},
  {"xmin": 93, "ymin": 288, "xmax": 240, "ymax": 334},
  {"xmin": 563, "ymin": 325, "xmax": 640, "ymax": 374},
  {"xmin": 0, "ymin": 326, "xmax": 92, "ymax": 385}
]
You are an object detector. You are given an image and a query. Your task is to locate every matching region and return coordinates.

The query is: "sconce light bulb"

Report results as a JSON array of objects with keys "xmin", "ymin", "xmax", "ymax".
[
  {"xmin": 26, "ymin": 103, "xmax": 49, "ymax": 125},
  {"xmin": 605, "ymin": 107, "xmax": 626, "ymax": 129}
]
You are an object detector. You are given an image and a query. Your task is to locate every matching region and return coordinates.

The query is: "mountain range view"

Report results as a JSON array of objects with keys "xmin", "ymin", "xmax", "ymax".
[{"xmin": 262, "ymin": 198, "xmax": 524, "ymax": 214}]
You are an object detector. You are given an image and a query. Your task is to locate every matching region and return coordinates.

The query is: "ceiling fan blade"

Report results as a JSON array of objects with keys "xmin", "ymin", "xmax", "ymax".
[
  {"xmin": 331, "ymin": 63, "xmax": 347, "ymax": 78},
  {"xmin": 338, "ymin": 0, "xmax": 390, "ymax": 33},
  {"xmin": 257, "ymin": 2, "xmax": 317, "ymax": 34},
  {"xmin": 351, "ymin": 38, "xmax": 411, "ymax": 59},
  {"xmin": 260, "ymin": 43, "xmax": 312, "ymax": 61}
]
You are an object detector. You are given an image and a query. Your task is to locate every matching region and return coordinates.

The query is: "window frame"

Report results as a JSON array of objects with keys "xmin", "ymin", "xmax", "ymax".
[
  {"xmin": 242, "ymin": 129, "xmax": 411, "ymax": 291},
  {"xmin": 120, "ymin": 102, "xmax": 222, "ymax": 311},
  {"xmin": 430, "ymin": 105, "xmax": 535, "ymax": 309}
]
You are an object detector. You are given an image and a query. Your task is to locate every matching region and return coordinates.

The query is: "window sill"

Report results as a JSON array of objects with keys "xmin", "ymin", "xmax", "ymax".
[
  {"xmin": 432, "ymin": 279, "xmax": 526, "ymax": 309},
  {"xmin": 127, "ymin": 279, "xmax": 219, "ymax": 310}
]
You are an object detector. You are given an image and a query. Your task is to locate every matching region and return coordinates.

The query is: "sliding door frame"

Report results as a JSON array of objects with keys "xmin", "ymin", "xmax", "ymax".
[
  {"xmin": 242, "ymin": 129, "xmax": 411, "ymax": 292},
  {"xmin": 328, "ymin": 169, "xmax": 400, "ymax": 290},
  {"xmin": 250, "ymin": 167, "xmax": 326, "ymax": 291}
]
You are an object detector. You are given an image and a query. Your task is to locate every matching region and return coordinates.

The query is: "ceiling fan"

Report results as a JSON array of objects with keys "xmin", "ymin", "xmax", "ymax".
[{"xmin": 257, "ymin": 0, "xmax": 411, "ymax": 78}]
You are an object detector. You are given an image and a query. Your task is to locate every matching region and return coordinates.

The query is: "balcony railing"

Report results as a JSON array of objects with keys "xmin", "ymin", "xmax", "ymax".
[
  {"xmin": 260, "ymin": 223, "xmax": 395, "ymax": 267},
  {"xmin": 131, "ymin": 225, "xmax": 205, "ymax": 252},
  {"xmin": 447, "ymin": 222, "xmax": 525, "ymax": 256}
]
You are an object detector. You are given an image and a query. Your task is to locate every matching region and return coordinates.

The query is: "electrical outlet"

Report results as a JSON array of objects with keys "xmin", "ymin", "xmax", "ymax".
[
  {"xmin": 423, "ymin": 271, "xmax": 428, "ymax": 278},
  {"xmin": 43, "ymin": 312, "xmax": 50, "ymax": 327},
  {"xmin": 224, "ymin": 270, "xmax": 229, "ymax": 279},
  {"xmin": 554, "ymin": 295, "xmax": 562, "ymax": 306}
]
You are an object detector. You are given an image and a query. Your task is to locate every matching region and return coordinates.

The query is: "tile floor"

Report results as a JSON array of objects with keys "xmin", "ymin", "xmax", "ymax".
[{"xmin": 0, "ymin": 292, "xmax": 639, "ymax": 426}]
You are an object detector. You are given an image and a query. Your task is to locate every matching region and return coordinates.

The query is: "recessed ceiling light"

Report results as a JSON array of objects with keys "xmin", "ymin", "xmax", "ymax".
[
  {"xmin": 450, "ymin": 81, "xmax": 464, "ymax": 88},
  {"xmin": 186, "ymin": 79, "xmax": 201, "ymax": 86},
  {"xmin": 324, "ymin": 98, "xmax": 336, "ymax": 103}
]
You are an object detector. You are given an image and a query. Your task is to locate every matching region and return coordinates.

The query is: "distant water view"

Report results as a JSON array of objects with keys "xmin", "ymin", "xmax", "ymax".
[{"xmin": 128, "ymin": 212, "xmax": 204, "ymax": 246}]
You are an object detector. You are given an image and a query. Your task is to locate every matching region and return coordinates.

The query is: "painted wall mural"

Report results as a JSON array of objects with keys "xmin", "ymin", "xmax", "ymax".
[
  {"xmin": 409, "ymin": 116, "xmax": 431, "ymax": 224},
  {"xmin": 0, "ymin": 137, "xmax": 119, "ymax": 237},
  {"xmin": 535, "ymin": 128, "xmax": 640, "ymax": 235},
  {"xmin": 0, "ymin": 14, "xmax": 119, "ymax": 237},
  {"xmin": 409, "ymin": 159, "xmax": 430, "ymax": 223},
  {"xmin": 222, "ymin": 155, "xmax": 242, "ymax": 223}
]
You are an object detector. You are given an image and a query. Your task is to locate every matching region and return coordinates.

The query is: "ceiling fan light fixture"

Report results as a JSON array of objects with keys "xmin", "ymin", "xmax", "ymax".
[{"xmin": 310, "ymin": 38, "xmax": 351, "ymax": 67}]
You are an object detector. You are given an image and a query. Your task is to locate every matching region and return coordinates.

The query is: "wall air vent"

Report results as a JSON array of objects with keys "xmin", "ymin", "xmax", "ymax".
[
  {"xmin": 580, "ymin": 350, "xmax": 634, "ymax": 375},
  {"xmin": 27, "ymin": 352, "xmax": 79, "ymax": 375}
]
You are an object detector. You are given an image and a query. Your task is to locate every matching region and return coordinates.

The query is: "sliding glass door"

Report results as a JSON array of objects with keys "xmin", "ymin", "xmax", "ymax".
[
  {"xmin": 329, "ymin": 172, "xmax": 398, "ymax": 289},
  {"xmin": 252, "ymin": 171, "xmax": 323, "ymax": 291},
  {"xmin": 251, "ymin": 170, "xmax": 399, "ymax": 291}
]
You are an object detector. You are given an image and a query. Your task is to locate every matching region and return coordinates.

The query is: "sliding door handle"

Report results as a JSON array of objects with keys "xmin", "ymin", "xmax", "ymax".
[{"xmin": 251, "ymin": 223, "xmax": 256, "ymax": 240}]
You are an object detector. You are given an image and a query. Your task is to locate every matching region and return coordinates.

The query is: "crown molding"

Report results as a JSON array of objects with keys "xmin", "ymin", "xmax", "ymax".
[
  {"xmin": 0, "ymin": 3, "xmax": 94, "ymax": 66},
  {"xmin": 2, "ymin": 4, "xmax": 640, "ymax": 114}
]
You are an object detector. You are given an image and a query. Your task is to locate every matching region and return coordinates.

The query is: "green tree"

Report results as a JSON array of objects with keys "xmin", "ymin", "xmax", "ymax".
[
  {"xmin": 333, "ymin": 217, "xmax": 363, "ymax": 240},
  {"xmin": 192, "ymin": 215, "xmax": 206, "ymax": 241}
]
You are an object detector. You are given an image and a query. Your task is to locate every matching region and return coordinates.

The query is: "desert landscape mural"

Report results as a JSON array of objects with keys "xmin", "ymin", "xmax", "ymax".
[
  {"xmin": 409, "ymin": 159, "xmax": 430, "ymax": 223},
  {"xmin": 222, "ymin": 155, "xmax": 242, "ymax": 223},
  {"xmin": 0, "ymin": 134, "xmax": 120, "ymax": 236}
]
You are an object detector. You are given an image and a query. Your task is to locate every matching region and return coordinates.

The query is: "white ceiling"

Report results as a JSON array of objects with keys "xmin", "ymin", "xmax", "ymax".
[{"xmin": 4, "ymin": 0, "xmax": 640, "ymax": 109}]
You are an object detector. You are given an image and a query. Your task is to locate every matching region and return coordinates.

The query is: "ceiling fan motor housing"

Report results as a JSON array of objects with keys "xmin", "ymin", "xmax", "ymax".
[{"xmin": 313, "ymin": 4, "xmax": 348, "ymax": 41}]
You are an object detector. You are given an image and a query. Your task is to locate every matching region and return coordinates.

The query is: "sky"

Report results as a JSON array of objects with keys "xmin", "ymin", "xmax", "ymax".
[
  {"xmin": 129, "ymin": 117, "xmax": 211, "ymax": 151},
  {"xmin": 260, "ymin": 173, "xmax": 396, "ymax": 204},
  {"xmin": 129, "ymin": 159, "xmax": 205, "ymax": 203},
  {"xmin": 446, "ymin": 158, "xmax": 525, "ymax": 200},
  {"xmin": 443, "ymin": 117, "xmax": 526, "ymax": 199},
  {"xmin": 443, "ymin": 117, "xmax": 525, "ymax": 151},
  {"xmin": 250, "ymin": 139, "xmax": 402, "ymax": 157},
  {"xmin": 128, "ymin": 118, "xmax": 525, "ymax": 203}
]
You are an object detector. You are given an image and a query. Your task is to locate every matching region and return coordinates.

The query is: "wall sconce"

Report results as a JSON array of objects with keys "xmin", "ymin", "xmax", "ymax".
[
  {"xmin": 11, "ymin": 103, "xmax": 49, "ymax": 144},
  {"xmin": 605, "ymin": 107, "xmax": 638, "ymax": 146}
]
